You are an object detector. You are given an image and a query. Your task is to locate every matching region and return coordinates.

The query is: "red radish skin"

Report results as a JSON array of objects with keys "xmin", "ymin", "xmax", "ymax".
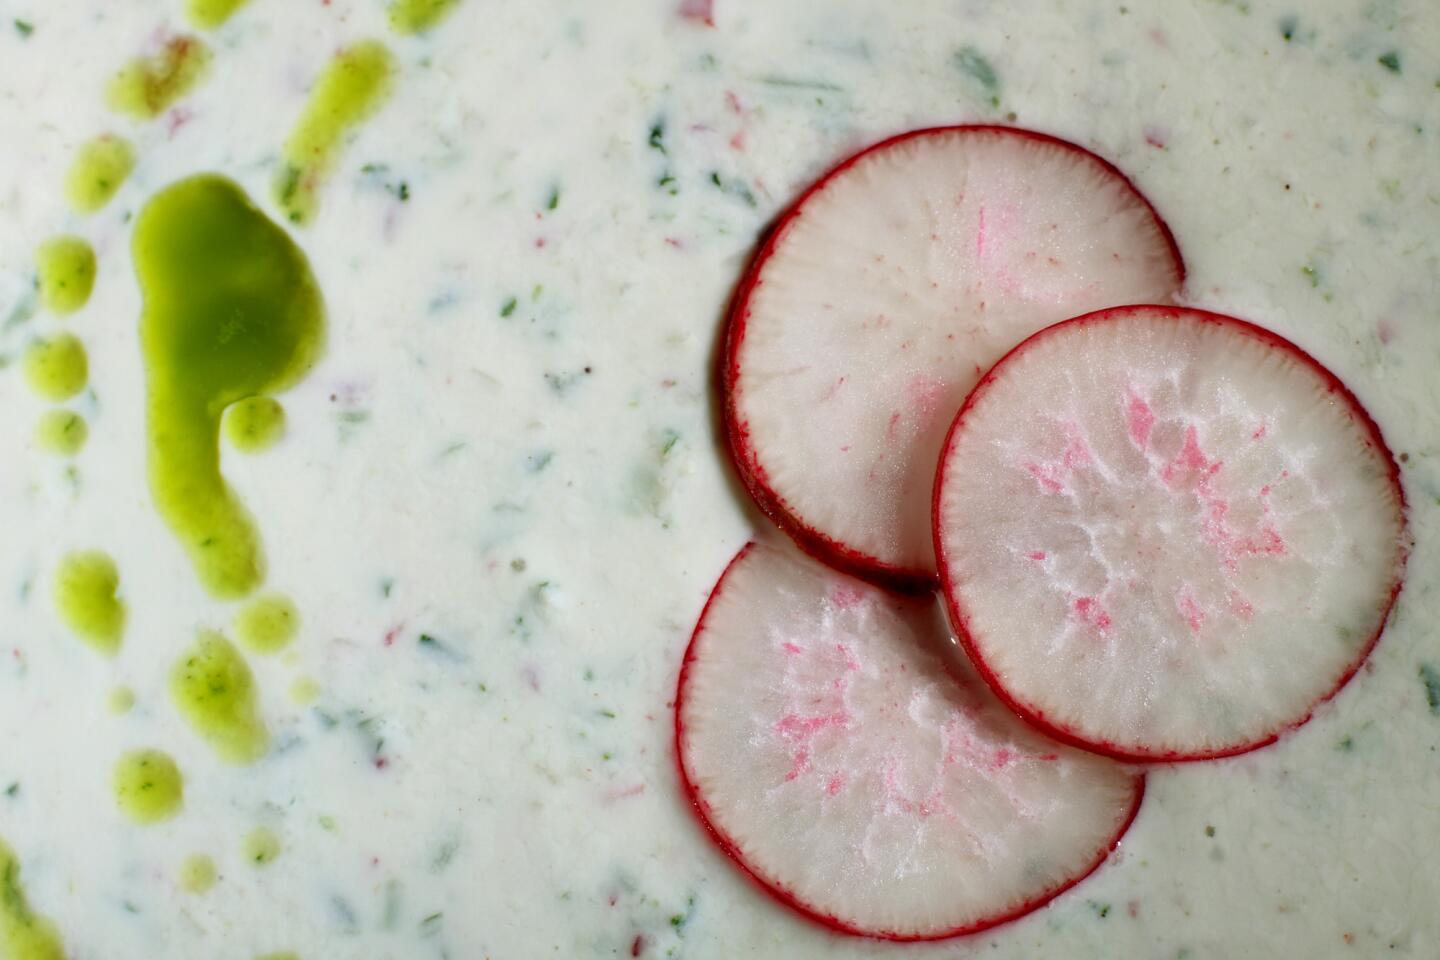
[
  {"xmin": 724, "ymin": 126, "xmax": 1185, "ymax": 592},
  {"xmin": 674, "ymin": 542, "xmax": 1145, "ymax": 941},
  {"xmin": 933, "ymin": 305, "xmax": 1410, "ymax": 763}
]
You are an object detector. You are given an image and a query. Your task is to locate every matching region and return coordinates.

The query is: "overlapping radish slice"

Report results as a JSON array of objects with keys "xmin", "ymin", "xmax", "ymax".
[
  {"xmin": 935, "ymin": 305, "xmax": 1409, "ymax": 762},
  {"xmin": 675, "ymin": 540, "xmax": 1144, "ymax": 940},
  {"xmin": 724, "ymin": 125, "xmax": 1184, "ymax": 590}
]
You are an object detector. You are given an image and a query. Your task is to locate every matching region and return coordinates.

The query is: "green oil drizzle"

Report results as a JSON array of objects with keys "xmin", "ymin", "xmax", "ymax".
[
  {"xmin": 242, "ymin": 828, "xmax": 281, "ymax": 867},
  {"xmin": 53, "ymin": 551, "xmax": 125, "ymax": 656},
  {"xmin": 274, "ymin": 41, "xmax": 395, "ymax": 225},
  {"xmin": 36, "ymin": 236, "xmax": 96, "ymax": 315},
  {"xmin": 107, "ymin": 686, "xmax": 136, "ymax": 715},
  {"xmin": 223, "ymin": 396, "xmax": 285, "ymax": 453},
  {"xmin": 134, "ymin": 175, "xmax": 324, "ymax": 598},
  {"xmin": 34, "ymin": 411, "xmax": 89, "ymax": 457},
  {"xmin": 107, "ymin": 35, "xmax": 212, "ymax": 120},
  {"xmin": 112, "ymin": 750, "xmax": 184, "ymax": 824},
  {"xmin": 65, "ymin": 135, "xmax": 136, "ymax": 213},
  {"xmin": 288, "ymin": 676, "xmax": 320, "ymax": 705},
  {"xmin": 187, "ymin": 0, "xmax": 253, "ymax": 29},
  {"xmin": 0, "ymin": 837, "xmax": 66, "ymax": 960},
  {"xmin": 22, "ymin": 335, "xmax": 87, "ymax": 401},
  {"xmin": 179, "ymin": 854, "xmax": 217, "ymax": 894},
  {"xmin": 388, "ymin": 0, "xmax": 462, "ymax": 34},
  {"xmin": 235, "ymin": 594, "xmax": 299, "ymax": 655},
  {"xmin": 170, "ymin": 630, "xmax": 270, "ymax": 764}
]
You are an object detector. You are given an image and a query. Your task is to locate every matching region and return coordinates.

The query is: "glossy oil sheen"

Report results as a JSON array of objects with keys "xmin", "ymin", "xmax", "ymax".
[{"xmin": 135, "ymin": 174, "xmax": 324, "ymax": 598}]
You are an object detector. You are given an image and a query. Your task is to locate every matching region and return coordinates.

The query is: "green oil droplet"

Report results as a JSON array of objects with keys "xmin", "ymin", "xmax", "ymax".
[
  {"xmin": 54, "ymin": 551, "xmax": 125, "ymax": 655},
  {"xmin": 179, "ymin": 854, "xmax": 217, "ymax": 894},
  {"xmin": 275, "ymin": 41, "xmax": 395, "ymax": 225},
  {"xmin": 113, "ymin": 749, "xmax": 184, "ymax": 824},
  {"xmin": 235, "ymin": 594, "xmax": 299, "ymax": 655},
  {"xmin": 187, "ymin": 0, "xmax": 253, "ymax": 29},
  {"xmin": 108, "ymin": 686, "xmax": 137, "ymax": 715},
  {"xmin": 135, "ymin": 175, "xmax": 325, "ymax": 599},
  {"xmin": 170, "ymin": 630, "xmax": 270, "ymax": 764},
  {"xmin": 22, "ymin": 334, "xmax": 88, "ymax": 401},
  {"xmin": 288, "ymin": 676, "xmax": 321, "ymax": 705},
  {"xmin": 242, "ymin": 828, "xmax": 281, "ymax": 867},
  {"xmin": 256, "ymin": 953, "xmax": 299, "ymax": 960},
  {"xmin": 34, "ymin": 410, "xmax": 89, "ymax": 457},
  {"xmin": 388, "ymin": 0, "xmax": 462, "ymax": 34},
  {"xmin": 107, "ymin": 35, "xmax": 212, "ymax": 120},
  {"xmin": 223, "ymin": 396, "xmax": 285, "ymax": 453},
  {"xmin": 66, "ymin": 134, "xmax": 137, "ymax": 213},
  {"xmin": 36, "ymin": 236, "xmax": 97, "ymax": 315},
  {"xmin": 0, "ymin": 837, "xmax": 66, "ymax": 960}
]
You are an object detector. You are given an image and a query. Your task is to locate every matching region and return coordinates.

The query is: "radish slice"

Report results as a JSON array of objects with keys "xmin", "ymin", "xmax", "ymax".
[
  {"xmin": 725, "ymin": 126, "xmax": 1184, "ymax": 590},
  {"xmin": 675, "ymin": 540, "xmax": 1144, "ymax": 941},
  {"xmin": 935, "ymin": 305, "xmax": 1409, "ymax": 762}
]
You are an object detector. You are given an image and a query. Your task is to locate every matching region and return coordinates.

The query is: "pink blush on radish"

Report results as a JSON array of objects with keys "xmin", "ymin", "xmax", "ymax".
[
  {"xmin": 936, "ymin": 305, "xmax": 1409, "ymax": 762},
  {"xmin": 724, "ymin": 125, "xmax": 1184, "ymax": 590},
  {"xmin": 676, "ymin": 541, "xmax": 1143, "ymax": 940}
]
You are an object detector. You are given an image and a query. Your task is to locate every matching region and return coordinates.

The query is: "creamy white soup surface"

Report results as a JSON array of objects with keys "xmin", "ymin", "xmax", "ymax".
[{"xmin": 0, "ymin": 1, "xmax": 1438, "ymax": 958}]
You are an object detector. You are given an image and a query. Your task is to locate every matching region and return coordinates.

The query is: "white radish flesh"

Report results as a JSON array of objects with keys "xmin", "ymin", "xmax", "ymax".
[
  {"xmin": 675, "ymin": 540, "xmax": 1144, "ymax": 940},
  {"xmin": 725, "ymin": 125, "xmax": 1184, "ymax": 589},
  {"xmin": 935, "ymin": 305, "xmax": 1409, "ymax": 761}
]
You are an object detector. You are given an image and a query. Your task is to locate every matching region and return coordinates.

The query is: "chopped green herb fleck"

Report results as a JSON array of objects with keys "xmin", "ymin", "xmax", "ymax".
[
  {"xmin": 546, "ymin": 184, "xmax": 561, "ymax": 210},
  {"xmin": 755, "ymin": 75, "xmax": 844, "ymax": 92},
  {"xmin": 708, "ymin": 171, "xmax": 757, "ymax": 207},
  {"xmin": 500, "ymin": 296, "xmax": 518, "ymax": 317},
  {"xmin": 648, "ymin": 121, "xmax": 667, "ymax": 155},
  {"xmin": 1204, "ymin": 824, "xmax": 1216, "ymax": 837},
  {"xmin": 4, "ymin": 783, "xmax": 18, "ymax": 798},
  {"xmin": 1278, "ymin": 15, "xmax": 1298, "ymax": 41},
  {"xmin": 431, "ymin": 835, "xmax": 461, "ymax": 872},
  {"xmin": 14, "ymin": 19, "xmax": 34, "ymax": 37},
  {"xmin": 1420, "ymin": 664, "xmax": 1440, "ymax": 715},
  {"xmin": 955, "ymin": 46, "xmax": 1001, "ymax": 107},
  {"xmin": 420, "ymin": 912, "xmax": 444, "ymax": 936},
  {"xmin": 1378, "ymin": 51, "xmax": 1401, "ymax": 73},
  {"xmin": 1089, "ymin": 900, "xmax": 1111, "ymax": 918},
  {"xmin": 417, "ymin": 633, "xmax": 465, "ymax": 661},
  {"xmin": 1301, "ymin": 263, "xmax": 1320, "ymax": 287},
  {"xmin": 1337, "ymin": 735, "xmax": 1355, "ymax": 752}
]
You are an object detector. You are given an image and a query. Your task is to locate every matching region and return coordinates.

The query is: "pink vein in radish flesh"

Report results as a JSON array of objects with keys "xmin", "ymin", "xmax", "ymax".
[
  {"xmin": 725, "ymin": 126, "xmax": 1184, "ymax": 587},
  {"xmin": 676, "ymin": 541, "xmax": 1143, "ymax": 940},
  {"xmin": 936, "ymin": 306, "xmax": 1409, "ymax": 761}
]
